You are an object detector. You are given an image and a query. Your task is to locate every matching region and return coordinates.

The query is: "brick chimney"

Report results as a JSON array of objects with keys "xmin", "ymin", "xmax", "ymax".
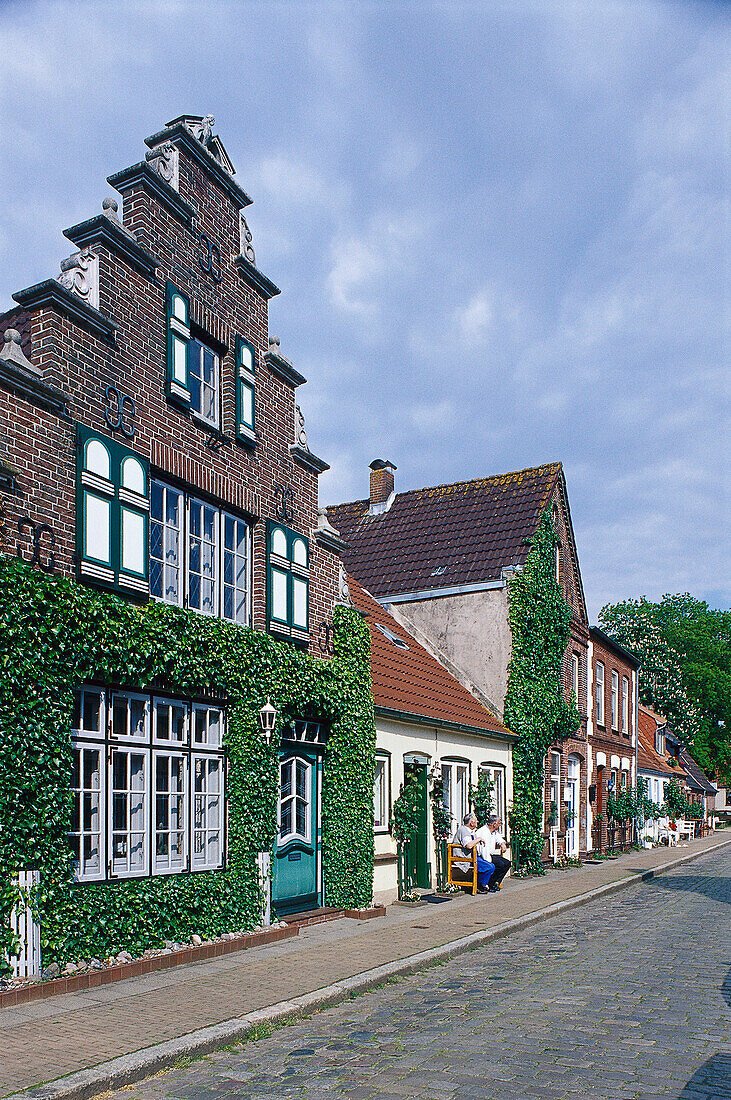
[{"xmin": 369, "ymin": 459, "xmax": 397, "ymax": 514}]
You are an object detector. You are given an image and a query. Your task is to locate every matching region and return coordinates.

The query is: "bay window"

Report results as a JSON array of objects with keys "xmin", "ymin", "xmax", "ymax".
[{"xmin": 70, "ymin": 687, "xmax": 225, "ymax": 882}]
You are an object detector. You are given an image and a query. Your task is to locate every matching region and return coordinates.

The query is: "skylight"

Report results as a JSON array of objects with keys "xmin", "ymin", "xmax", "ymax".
[{"xmin": 375, "ymin": 623, "xmax": 409, "ymax": 650}]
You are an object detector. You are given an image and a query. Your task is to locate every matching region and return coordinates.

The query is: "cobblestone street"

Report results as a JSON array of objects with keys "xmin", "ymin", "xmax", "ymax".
[{"xmin": 104, "ymin": 846, "xmax": 731, "ymax": 1100}]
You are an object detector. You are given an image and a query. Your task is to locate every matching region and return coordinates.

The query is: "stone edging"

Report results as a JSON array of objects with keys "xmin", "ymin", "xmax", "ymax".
[{"xmin": 10, "ymin": 838, "xmax": 730, "ymax": 1100}]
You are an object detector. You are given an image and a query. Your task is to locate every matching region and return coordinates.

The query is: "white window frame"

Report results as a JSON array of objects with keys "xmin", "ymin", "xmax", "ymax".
[
  {"xmin": 151, "ymin": 479, "xmax": 251, "ymax": 626},
  {"xmin": 188, "ymin": 336, "xmax": 220, "ymax": 428},
  {"xmin": 442, "ymin": 759, "xmax": 469, "ymax": 831},
  {"xmin": 572, "ymin": 653, "xmax": 580, "ymax": 705},
  {"xmin": 547, "ymin": 750, "xmax": 561, "ymax": 830},
  {"xmin": 70, "ymin": 688, "xmax": 225, "ymax": 882},
  {"xmin": 110, "ymin": 745, "xmax": 150, "ymax": 879},
  {"xmin": 278, "ymin": 755, "xmax": 311, "ymax": 845},
  {"xmin": 192, "ymin": 753, "xmax": 224, "ymax": 870},
  {"xmin": 150, "ymin": 481, "xmax": 184, "ymax": 606},
  {"xmin": 621, "ymin": 677, "xmax": 629, "ymax": 734},
  {"xmin": 595, "ymin": 662, "xmax": 605, "ymax": 726},
  {"xmin": 70, "ymin": 742, "xmax": 106, "ymax": 882},
  {"xmin": 153, "ymin": 750, "xmax": 188, "ymax": 874},
  {"xmin": 611, "ymin": 670, "xmax": 619, "ymax": 730},
  {"xmin": 479, "ymin": 763, "xmax": 506, "ymax": 822},
  {"xmin": 374, "ymin": 754, "xmax": 390, "ymax": 833}
]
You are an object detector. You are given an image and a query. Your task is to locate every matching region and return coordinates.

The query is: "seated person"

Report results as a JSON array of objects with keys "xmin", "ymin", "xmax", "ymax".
[
  {"xmin": 485, "ymin": 815, "xmax": 511, "ymax": 891},
  {"xmin": 454, "ymin": 812, "xmax": 494, "ymax": 893}
]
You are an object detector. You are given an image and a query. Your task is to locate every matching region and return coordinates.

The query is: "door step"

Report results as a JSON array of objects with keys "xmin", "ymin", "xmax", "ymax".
[{"xmin": 281, "ymin": 906, "xmax": 347, "ymax": 928}]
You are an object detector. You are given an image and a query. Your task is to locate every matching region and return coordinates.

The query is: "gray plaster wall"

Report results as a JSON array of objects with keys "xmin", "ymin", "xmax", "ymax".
[{"xmin": 394, "ymin": 587, "xmax": 513, "ymax": 716}]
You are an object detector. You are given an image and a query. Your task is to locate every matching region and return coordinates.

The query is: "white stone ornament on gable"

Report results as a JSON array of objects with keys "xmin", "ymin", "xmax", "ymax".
[
  {"xmin": 58, "ymin": 248, "xmax": 99, "ymax": 311},
  {"xmin": 145, "ymin": 141, "xmax": 179, "ymax": 191},
  {"xmin": 295, "ymin": 405, "xmax": 308, "ymax": 449},
  {"xmin": 0, "ymin": 329, "xmax": 39, "ymax": 375}
]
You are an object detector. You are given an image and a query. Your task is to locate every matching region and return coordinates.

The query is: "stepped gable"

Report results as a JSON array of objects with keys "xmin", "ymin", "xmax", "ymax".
[
  {"xmin": 329, "ymin": 463, "xmax": 561, "ymax": 599},
  {"xmin": 348, "ymin": 574, "xmax": 514, "ymax": 738}
]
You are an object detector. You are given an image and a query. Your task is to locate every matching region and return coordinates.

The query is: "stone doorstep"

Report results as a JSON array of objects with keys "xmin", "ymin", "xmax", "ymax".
[
  {"xmin": 0, "ymin": 905, "xmax": 386, "ymax": 1011},
  {"xmin": 0, "ymin": 925, "xmax": 299, "ymax": 1011}
]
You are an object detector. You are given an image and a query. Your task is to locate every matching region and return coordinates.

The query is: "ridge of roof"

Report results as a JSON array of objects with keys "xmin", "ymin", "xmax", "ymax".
[{"xmin": 329, "ymin": 461, "xmax": 562, "ymax": 515}]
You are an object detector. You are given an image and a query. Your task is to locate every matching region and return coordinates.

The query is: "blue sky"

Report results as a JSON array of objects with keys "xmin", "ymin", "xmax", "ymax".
[{"xmin": 0, "ymin": 0, "xmax": 728, "ymax": 619}]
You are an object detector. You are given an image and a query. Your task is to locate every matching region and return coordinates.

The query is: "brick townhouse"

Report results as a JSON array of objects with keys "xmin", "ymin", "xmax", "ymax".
[
  {"xmin": 586, "ymin": 628, "xmax": 640, "ymax": 852},
  {"xmin": 0, "ymin": 114, "xmax": 372, "ymax": 944},
  {"xmin": 329, "ymin": 459, "xmax": 591, "ymax": 863}
]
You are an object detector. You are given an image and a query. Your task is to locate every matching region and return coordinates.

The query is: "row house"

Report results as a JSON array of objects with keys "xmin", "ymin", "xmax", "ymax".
[
  {"xmin": 586, "ymin": 627, "xmax": 640, "ymax": 852},
  {"xmin": 0, "ymin": 115, "xmax": 373, "ymax": 962},
  {"xmin": 329, "ymin": 459, "xmax": 591, "ymax": 863},
  {"xmin": 348, "ymin": 575, "xmax": 515, "ymax": 904},
  {"xmin": 637, "ymin": 706, "xmax": 716, "ymax": 841}
]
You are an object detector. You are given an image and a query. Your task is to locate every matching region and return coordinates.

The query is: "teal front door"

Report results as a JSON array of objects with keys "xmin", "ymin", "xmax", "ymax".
[{"xmin": 272, "ymin": 749, "xmax": 321, "ymax": 915}]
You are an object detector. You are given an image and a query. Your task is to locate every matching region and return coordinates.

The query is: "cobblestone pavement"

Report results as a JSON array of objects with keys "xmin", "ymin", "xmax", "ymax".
[{"xmin": 104, "ymin": 846, "xmax": 731, "ymax": 1100}]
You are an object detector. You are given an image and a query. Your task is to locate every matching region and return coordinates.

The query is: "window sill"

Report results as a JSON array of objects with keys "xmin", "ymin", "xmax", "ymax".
[{"xmin": 191, "ymin": 410, "xmax": 220, "ymax": 433}]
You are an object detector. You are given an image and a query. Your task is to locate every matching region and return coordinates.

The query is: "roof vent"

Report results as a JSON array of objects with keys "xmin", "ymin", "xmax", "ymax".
[{"xmin": 369, "ymin": 459, "xmax": 397, "ymax": 515}]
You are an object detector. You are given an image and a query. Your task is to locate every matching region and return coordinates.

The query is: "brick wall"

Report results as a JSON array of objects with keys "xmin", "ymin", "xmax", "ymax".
[{"xmin": 0, "ymin": 122, "xmax": 342, "ymax": 655}]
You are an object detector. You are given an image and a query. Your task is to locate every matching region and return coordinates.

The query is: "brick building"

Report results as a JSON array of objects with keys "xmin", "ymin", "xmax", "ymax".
[
  {"xmin": 0, "ymin": 115, "xmax": 371, "ymax": 939},
  {"xmin": 329, "ymin": 460, "xmax": 592, "ymax": 863},
  {"xmin": 586, "ymin": 627, "xmax": 640, "ymax": 852}
]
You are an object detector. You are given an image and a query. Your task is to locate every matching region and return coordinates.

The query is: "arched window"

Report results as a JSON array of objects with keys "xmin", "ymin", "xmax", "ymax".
[{"xmin": 267, "ymin": 522, "xmax": 310, "ymax": 643}]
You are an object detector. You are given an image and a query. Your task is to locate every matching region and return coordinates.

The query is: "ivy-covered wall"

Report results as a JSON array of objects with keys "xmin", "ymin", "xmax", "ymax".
[
  {"xmin": 504, "ymin": 510, "xmax": 579, "ymax": 870},
  {"xmin": 0, "ymin": 559, "xmax": 375, "ymax": 972}
]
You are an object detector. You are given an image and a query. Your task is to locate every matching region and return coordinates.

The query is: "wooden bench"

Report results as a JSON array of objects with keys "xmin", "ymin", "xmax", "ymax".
[{"xmin": 446, "ymin": 843, "xmax": 478, "ymax": 895}]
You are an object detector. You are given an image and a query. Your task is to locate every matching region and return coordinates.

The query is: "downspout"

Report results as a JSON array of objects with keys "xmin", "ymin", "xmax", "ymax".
[{"xmin": 633, "ymin": 665, "xmax": 639, "ymax": 844}]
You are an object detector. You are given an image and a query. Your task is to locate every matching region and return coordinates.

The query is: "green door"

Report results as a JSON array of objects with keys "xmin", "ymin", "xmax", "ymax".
[
  {"xmin": 404, "ymin": 761, "xmax": 430, "ymax": 889},
  {"xmin": 272, "ymin": 750, "xmax": 321, "ymax": 915}
]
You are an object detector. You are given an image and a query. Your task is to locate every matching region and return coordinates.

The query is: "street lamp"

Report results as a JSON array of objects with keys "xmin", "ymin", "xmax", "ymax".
[{"xmin": 258, "ymin": 698, "xmax": 277, "ymax": 745}]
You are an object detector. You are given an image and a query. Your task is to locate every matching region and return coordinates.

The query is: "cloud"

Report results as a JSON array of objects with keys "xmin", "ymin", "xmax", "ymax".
[
  {"xmin": 326, "ymin": 210, "xmax": 423, "ymax": 320},
  {"xmin": 454, "ymin": 289, "xmax": 493, "ymax": 348}
]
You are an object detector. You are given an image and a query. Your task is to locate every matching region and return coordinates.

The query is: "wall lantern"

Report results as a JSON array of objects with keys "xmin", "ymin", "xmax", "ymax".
[{"xmin": 258, "ymin": 698, "xmax": 277, "ymax": 745}]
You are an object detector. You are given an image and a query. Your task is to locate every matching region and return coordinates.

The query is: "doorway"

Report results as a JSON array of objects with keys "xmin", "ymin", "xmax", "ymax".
[
  {"xmin": 566, "ymin": 754, "xmax": 581, "ymax": 858},
  {"xmin": 272, "ymin": 749, "xmax": 321, "ymax": 915},
  {"xmin": 403, "ymin": 757, "xmax": 430, "ymax": 889}
]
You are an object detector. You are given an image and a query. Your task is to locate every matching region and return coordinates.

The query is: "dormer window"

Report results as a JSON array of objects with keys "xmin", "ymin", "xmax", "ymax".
[{"xmin": 656, "ymin": 729, "xmax": 665, "ymax": 756}]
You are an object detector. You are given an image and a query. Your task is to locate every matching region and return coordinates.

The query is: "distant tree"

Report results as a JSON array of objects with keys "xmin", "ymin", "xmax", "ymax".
[{"xmin": 599, "ymin": 595, "xmax": 731, "ymax": 784}]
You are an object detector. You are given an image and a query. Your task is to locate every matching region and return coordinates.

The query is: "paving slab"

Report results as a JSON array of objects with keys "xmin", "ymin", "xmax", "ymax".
[{"xmin": 2, "ymin": 832, "xmax": 729, "ymax": 1098}]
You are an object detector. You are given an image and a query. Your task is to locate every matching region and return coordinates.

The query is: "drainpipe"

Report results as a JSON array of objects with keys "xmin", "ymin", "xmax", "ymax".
[{"xmin": 633, "ymin": 665, "xmax": 639, "ymax": 845}]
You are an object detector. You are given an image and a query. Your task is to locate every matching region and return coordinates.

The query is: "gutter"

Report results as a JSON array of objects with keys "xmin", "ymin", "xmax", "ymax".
[
  {"xmin": 374, "ymin": 705, "xmax": 518, "ymax": 744},
  {"xmin": 381, "ymin": 578, "xmax": 506, "ymax": 604}
]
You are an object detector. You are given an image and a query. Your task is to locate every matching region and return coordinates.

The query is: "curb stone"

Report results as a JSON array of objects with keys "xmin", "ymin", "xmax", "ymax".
[{"xmin": 10, "ymin": 836, "xmax": 731, "ymax": 1100}]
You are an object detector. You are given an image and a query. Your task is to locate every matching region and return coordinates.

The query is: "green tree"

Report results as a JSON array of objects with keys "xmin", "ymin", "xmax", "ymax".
[{"xmin": 599, "ymin": 595, "xmax": 731, "ymax": 783}]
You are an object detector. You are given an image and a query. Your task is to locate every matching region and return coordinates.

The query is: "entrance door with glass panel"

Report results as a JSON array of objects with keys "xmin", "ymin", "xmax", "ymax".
[
  {"xmin": 566, "ymin": 755, "xmax": 580, "ymax": 858},
  {"xmin": 272, "ymin": 749, "xmax": 321, "ymax": 915}
]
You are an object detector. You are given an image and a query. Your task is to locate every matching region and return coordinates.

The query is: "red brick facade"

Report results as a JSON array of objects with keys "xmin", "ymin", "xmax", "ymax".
[
  {"xmin": 541, "ymin": 481, "xmax": 591, "ymax": 862},
  {"xmin": 0, "ymin": 117, "xmax": 342, "ymax": 651},
  {"xmin": 587, "ymin": 628, "xmax": 640, "ymax": 852}
]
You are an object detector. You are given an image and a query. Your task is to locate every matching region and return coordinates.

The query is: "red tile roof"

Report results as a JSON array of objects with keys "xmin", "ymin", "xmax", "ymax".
[
  {"xmin": 349, "ymin": 575, "xmax": 514, "ymax": 740},
  {"xmin": 637, "ymin": 706, "xmax": 676, "ymax": 778},
  {"xmin": 329, "ymin": 463, "xmax": 561, "ymax": 598}
]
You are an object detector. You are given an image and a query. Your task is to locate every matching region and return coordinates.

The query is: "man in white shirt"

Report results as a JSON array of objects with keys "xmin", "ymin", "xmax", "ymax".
[
  {"xmin": 479, "ymin": 815, "xmax": 510, "ymax": 891},
  {"xmin": 454, "ymin": 812, "xmax": 494, "ymax": 892}
]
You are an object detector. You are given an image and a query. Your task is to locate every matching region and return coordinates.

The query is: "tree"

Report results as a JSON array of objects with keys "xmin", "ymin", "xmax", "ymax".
[{"xmin": 599, "ymin": 594, "xmax": 731, "ymax": 783}]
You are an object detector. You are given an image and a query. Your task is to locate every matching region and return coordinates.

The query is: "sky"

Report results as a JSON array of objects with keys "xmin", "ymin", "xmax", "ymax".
[{"xmin": 0, "ymin": 0, "xmax": 728, "ymax": 620}]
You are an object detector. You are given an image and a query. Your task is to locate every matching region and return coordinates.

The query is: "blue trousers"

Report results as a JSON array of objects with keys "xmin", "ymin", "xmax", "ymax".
[{"xmin": 476, "ymin": 856, "xmax": 494, "ymax": 888}]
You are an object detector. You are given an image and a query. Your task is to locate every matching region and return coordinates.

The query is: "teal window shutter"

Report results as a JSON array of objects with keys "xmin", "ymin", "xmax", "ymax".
[
  {"xmin": 166, "ymin": 282, "xmax": 191, "ymax": 405},
  {"xmin": 76, "ymin": 425, "xmax": 150, "ymax": 595},
  {"xmin": 266, "ymin": 521, "xmax": 309, "ymax": 642},
  {"xmin": 235, "ymin": 336, "xmax": 256, "ymax": 443}
]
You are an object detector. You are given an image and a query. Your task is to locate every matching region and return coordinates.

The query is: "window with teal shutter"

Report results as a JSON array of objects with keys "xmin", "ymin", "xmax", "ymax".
[
  {"xmin": 166, "ymin": 282, "xmax": 191, "ymax": 405},
  {"xmin": 235, "ymin": 336, "xmax": 256, "ymax": 443},
  {"xmin": 76, "ymin": 425, "xmax": 150, "ymax": 595},
  {"xmin": 266, "ymin": 521, "xmax": 309, "ymax": 642}
]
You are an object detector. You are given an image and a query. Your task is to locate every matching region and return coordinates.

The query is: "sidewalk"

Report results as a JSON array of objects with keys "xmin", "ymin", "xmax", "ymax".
[{"xmin": 4, "ymin": 832, "xmax": 729, "ymax": 1099}]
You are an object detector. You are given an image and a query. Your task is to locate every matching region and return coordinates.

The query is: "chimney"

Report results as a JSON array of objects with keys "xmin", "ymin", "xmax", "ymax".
[{"xmin": 369, "ymin": 459, "xmax": 397, "ymax": 514}]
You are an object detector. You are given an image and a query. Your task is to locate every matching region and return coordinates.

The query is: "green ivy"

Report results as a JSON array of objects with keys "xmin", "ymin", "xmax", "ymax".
[
  {"xmin": 469, "ymin": 773, "xmax": 495, "ymax": 826},
  {"xmin": 0, "ymin": 559, "xmax": 374, "ymax": 974},
  {"xmin": 503, "ymin": 509, "xmax": 580, "ymax": 871}
]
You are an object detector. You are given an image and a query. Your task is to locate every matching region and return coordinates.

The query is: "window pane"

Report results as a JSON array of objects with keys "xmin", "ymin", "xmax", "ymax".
[
  {"xmin": 121, "ymin": 508, "xmax": 146, "ymax": 575},
  {"xmin": 240, "ymin": 382, "xmax": 254, "ymax": 427},
  {"xmin": 272, "ymin": 569, "xmax": 288, "ymax": 622},
  {"xmin": 121, "ymin": 457, "xmax": 145, "ymax": 495},
  {"xmin": 272, "ymin": 528, "xmax": 287, "ymax": 557},
  {"xmin": 296, "ymin": 760, "xmax": 307, "ymax": 799},
  {"xmin": 292, "ymin": 538, "xmax": 307, "ymax": 567},
  {"xmin": 85, "ymin": 439, "xmax": 110, "ymax": 479},
  {"xmin": 292, "ymin": 577, "xmax": 307, "ymax": 629},
  {"xmin": 84, "ymin": 493, "xmax": 111, "ymax": 564},
  {"xmin": 281, "ymin": 760, "xmax": 293, "ymax": 798},
  {"xmin": 280, "ymin": 798, "xmax": 292, "ymax": 837},
  {"xmin": 296, "ymin": 798, "xmax": 307, "ymax": 837},
  {"xmin": 151, "ymin": 480, "xmax": 163, "ymax": 520}
]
